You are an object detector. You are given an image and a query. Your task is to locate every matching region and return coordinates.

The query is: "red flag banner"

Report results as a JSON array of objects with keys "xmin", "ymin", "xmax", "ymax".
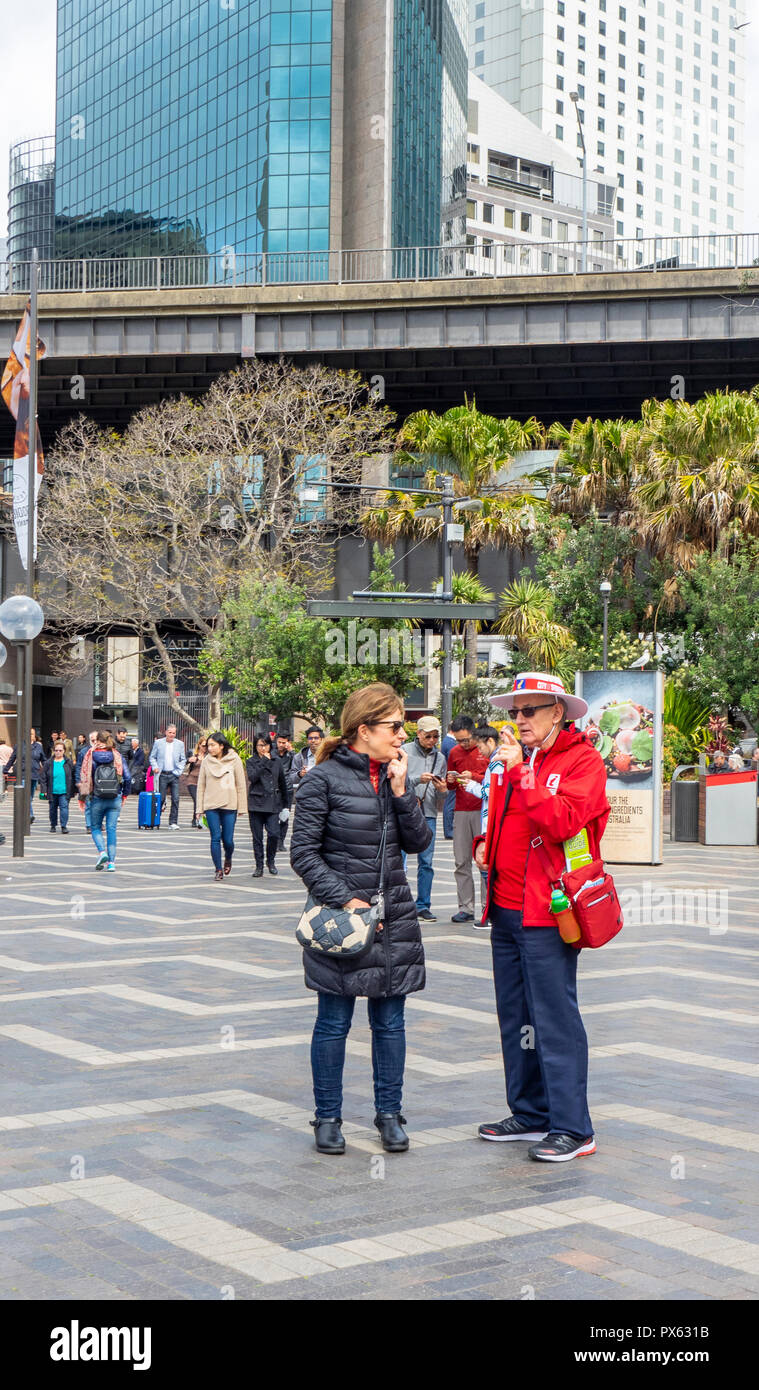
[{"xmin": 1, "ymin": 303, "xmax": 46, "ymax": 570}]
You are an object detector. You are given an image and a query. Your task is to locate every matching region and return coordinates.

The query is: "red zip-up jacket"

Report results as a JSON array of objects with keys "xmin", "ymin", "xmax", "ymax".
[{"xmin": 473, "ymin": 727, "xmax": 610, "ymax": 927}]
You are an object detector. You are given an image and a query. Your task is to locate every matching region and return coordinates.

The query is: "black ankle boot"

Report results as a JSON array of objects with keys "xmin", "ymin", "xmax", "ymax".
[
  {"xmin": 374, "ymin": 1112, "xmax": 409, "ymax": 1152},
  {"xmin": 252, "ymin": 865, "xmax": 263, "ymax": 877},
  {"xmin": 310, "ymin": 1117, "xmax": 345, "ymax": 1154}
]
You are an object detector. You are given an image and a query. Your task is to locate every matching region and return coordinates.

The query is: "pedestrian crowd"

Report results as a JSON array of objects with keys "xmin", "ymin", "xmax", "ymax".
[{"xmin": 5, "ymin": 684, "xmax": 755, "ymax": 1168}]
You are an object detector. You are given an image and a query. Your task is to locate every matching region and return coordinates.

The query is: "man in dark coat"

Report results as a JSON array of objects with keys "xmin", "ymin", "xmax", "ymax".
[{"xmin": 289, "ymin": 685, "xmax": 431, "ymax": 1156}]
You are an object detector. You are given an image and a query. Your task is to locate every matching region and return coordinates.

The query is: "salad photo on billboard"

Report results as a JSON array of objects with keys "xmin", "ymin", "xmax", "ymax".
[{"xmin": 584, "ymin": 696, "xmax": 655, "ymax": 783}]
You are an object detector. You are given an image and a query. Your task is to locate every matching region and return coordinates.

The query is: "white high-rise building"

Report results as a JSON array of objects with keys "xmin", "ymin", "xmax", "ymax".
[{"xmin": 469, "ymin": 0, "xmax": 746, "ymax": 263}]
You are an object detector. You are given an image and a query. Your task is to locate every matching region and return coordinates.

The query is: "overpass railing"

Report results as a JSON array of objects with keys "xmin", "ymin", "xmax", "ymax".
[{"xmin": 3, "ymin": 233, "xmax": 758, "ymax": 294}]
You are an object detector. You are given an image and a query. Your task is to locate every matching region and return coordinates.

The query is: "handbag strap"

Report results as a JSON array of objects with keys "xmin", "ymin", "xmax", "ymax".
[
  {"xmin": 375, "ymin": 787, "xmax": 390, "ymax": 895},
  {"xmin": 529, "ymin": 833, "xmax": 564, "ymax": 887}
]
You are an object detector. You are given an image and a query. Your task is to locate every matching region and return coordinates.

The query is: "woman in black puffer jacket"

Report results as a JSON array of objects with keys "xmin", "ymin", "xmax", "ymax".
[{"xmin": 290, "ymin": 683, "xmax": 432, "ymax": 1156}]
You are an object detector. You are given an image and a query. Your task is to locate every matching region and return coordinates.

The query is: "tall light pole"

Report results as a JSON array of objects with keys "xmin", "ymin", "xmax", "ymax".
[
  {"xmin": 0, "ymin": 596, "xmax": 45, "ymax": 857},
  {"xmin": 600, "ymin": 579, "xmax": 611, "ymax": 670},
  {"xmin": 570, "ymin": 93, "xmax": 588, "ymax": 272}
]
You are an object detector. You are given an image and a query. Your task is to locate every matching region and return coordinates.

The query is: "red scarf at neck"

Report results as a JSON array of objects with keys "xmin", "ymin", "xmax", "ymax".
[{"xmin": 351, "ymin": 745, "xmax": 382, "ymax": 794}]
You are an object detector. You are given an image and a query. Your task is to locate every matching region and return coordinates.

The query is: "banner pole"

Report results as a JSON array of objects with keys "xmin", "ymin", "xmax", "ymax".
[{"xmin": 22, "ymin": 249, "xmax": 39, "ymax": 835}]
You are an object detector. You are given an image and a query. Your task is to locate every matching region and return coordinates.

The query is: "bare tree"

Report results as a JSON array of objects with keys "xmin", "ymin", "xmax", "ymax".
[{"xmin": 35, "ymin": 360, "xmax": 394, "ymax": 731}]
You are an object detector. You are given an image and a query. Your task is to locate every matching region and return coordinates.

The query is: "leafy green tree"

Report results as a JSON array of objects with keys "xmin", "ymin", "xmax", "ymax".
[
  {"xmin": 675, "ymin": 539, "xmax": 759, "ymax": 726},
  {"xmin": 362, "ymin": 398, "xmax": 547, "ymax": 678},
  {"xmin": 202, "ymin": 547, "xmax": 427, "ymax": 730}
]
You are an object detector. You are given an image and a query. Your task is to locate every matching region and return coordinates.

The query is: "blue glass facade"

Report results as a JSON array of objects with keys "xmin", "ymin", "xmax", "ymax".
[
  {"xmin": 54, "ymin": 0, "xmax": 332, "ymax": 259},
  {"xmin": 392, "ymin": 0, "xmax": 467, "ymax": 248}
]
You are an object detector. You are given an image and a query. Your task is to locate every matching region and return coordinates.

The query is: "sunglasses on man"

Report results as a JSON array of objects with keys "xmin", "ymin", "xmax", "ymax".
[{"xmin": 513, "ymin": 702, "xmax": 559, "ymax": 719}]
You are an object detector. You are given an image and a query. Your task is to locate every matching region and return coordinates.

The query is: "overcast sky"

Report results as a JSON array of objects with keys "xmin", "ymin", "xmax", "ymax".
[{"xmin": 1, "ymin": 0, "xmax": 758, "ymax": 241}]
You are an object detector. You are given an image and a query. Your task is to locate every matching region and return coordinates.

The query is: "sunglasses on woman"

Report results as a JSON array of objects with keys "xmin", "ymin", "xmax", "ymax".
[{"xmin": 371, "ymin": 720, "xmax": 406, "ymax": 734}]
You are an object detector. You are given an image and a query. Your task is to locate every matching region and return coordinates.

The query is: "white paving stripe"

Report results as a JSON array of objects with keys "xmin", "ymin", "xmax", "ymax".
[
  {"xmin": 2, "ymin": 1088, "xmax": 758, "ymax": 1157},
  {"xmin": 592, "ymin": 1104, "xmax": 759, "ymax": 1154},
  {"xmin": 0, "ymin": 951, "xmax": 299, "ymax": 978},
  {"xmin": 0, "ymin": 1025, "xmax": 313, "ymax": 1066},
  {"xmin": 1, "ymin": 1020, "xmax": 756, "ymax": 1078},
  {"xmin": 2, "ymin": 1179, "xmax": 758, "ymax": 1284},
  {"xmin": 2, "ymin": 980, "xmax": 750, "ymax": 1030}
]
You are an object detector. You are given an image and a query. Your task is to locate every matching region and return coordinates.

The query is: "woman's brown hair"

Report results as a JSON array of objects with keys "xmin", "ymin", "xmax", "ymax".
[
  {"xmin": 96, "ymin": 732, "xmax": 115, "ymax": 749},
  {"xmin": 316, "ymin": 683, "xmax": 404, "ymax": 763}
]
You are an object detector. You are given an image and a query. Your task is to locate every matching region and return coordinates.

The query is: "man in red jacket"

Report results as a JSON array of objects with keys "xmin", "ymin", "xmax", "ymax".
[{"xmin": 473, "ymin": 672, "xmax": 609, "ymax": 1162}]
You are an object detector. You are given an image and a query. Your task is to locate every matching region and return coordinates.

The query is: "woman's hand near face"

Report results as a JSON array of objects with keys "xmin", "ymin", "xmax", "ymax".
[{"xmin": 387, "ymin": 745, "xmax": 408, "ymax": 796}]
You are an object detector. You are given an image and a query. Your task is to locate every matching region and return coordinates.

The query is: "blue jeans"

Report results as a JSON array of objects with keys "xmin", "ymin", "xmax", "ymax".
[
  {"xmin": 205, "ymin": 808, "xmax": 237, "ymax": 871},
  {"xmin": 49, "ymin": 792, "xmax": 69, "ymax": 829},
  {"xmin": 490, "ymin": 905, "xmax": 592, "ymax": 1140},
  {"xmin": 90, "ymin": 795, "xmax": 121, "ymax": 862},
  {"xmin": 311, "ymin": 993, "xmax": 406, "ymax": 1119},
  {"xmin": 414, "ymin": 815, "xmax": 438, "ymax": 911},
  {"xmin": 442, "ymin": 788, "xmax": 455, "ymax": 839}
]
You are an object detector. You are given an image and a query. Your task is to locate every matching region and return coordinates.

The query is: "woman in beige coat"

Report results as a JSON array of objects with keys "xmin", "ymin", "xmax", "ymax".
[{"xmin": 195, "ymin": 732, "xmax": 247, "ymax": 881}]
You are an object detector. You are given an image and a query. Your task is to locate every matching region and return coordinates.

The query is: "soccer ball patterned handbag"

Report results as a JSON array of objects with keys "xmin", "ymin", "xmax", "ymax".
[{"xmin": 296, "ymin": 799, "xmax": 389, "ymax": 958}]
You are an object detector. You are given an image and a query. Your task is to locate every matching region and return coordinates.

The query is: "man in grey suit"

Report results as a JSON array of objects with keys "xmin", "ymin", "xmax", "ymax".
[{"xmin": 149, "ymin": 724, "xmax": 187, "ymax": 828}]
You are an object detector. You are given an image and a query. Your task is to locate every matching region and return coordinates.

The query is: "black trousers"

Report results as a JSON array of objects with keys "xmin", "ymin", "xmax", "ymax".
[
  {"xmin": 249, "ymin": 810, "xmax": 279, "ymax": 867},
  {"xmin": 158, "ymin": 771, "xmax": 181, "ymax": 825}
]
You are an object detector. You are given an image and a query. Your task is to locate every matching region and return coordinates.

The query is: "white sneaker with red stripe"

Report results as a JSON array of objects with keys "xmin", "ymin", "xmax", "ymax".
[{"xmin": 528, "ymin": 1133, "xmax": 596, "ymax": 1162}]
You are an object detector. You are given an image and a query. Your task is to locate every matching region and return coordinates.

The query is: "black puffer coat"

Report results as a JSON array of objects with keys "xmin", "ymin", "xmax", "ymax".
[
  {"xmin": 290, "ymin": 743, "xmax": 432, "ymax": 998},
  {"xmin": 246, "ymin": 754, "xmax": 289, "ymax": 814}
]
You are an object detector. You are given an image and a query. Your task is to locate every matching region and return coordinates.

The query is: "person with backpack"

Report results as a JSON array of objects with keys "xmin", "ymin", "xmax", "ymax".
[
  {"xmin": 78, "ymin": 731, "xmax": 131, "ymax": 870},
  {"xmin": 473, "ymin": 673, "xmax": 609, "ymax": 1163}
]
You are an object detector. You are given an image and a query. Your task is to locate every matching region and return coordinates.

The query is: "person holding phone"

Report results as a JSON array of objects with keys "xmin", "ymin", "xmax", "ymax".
[
  {"xmin": 290, "ymin": 684, "xmax": 432, "ymax": 1156},
  {"xmin": 402, "ymin": 716, "xmax": 448, "ymax": 922},
  {"xmin": 445, "ymin": 715, "xmax": 489, "ymax": 923}
]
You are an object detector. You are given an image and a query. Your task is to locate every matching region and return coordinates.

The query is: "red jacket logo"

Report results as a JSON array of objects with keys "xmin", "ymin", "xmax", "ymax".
[{"xmin": 546, "ymin": 773, "xmax": 561, "ymax": 795}]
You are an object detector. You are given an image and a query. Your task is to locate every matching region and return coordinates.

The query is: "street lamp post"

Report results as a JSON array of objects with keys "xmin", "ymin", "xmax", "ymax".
[
  {"xmin": 570, "ymin": 93, "xmax": 588, "ymax": 272},
  {"xmin": 600, "ymin": 579, "xmax": 612, "ymax": 670},
  {"xmin": 0, "ymin": 596, "xmax": 45, "ymax": 858}
]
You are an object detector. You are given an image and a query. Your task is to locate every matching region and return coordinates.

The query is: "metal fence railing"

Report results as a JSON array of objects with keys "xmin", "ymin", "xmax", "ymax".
[
  {"xmin": 137, "ymin": 690, "xmax": 282, "ymax": 750},
  {"xmin": 3, "ymin": 233, "xmax": 758, "ymax": 294}
]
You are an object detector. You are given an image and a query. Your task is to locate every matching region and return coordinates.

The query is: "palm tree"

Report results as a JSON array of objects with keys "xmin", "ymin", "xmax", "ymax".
[
  {"xmin": 631, "ymin": 388, "xmax": 759, "ymax": 564},
  {"xmin": 547, "ymin": 416, "xmax": 639, "ymax": 522},
  {"xmin": 445, "ymin": 571, "xmax": 495, "ymax": 678},
  {"xmin": 362, "ymin": 399, "xmax": 546, "ymax": 678},
  {"xmin": 494, "ymin": 577, "xmax": 573, "ymax": 675}
]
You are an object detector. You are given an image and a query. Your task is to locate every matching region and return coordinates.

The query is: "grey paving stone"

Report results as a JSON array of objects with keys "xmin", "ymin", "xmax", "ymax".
[{"xmin": 0, "ymin": 822, "xmax": 755, "ymax": 1301}]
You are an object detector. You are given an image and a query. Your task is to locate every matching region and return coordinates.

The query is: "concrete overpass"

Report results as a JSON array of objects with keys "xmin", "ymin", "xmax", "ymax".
[{"xmin": 2, "ymin": 262, "xmax": 758, "ymax": 448}]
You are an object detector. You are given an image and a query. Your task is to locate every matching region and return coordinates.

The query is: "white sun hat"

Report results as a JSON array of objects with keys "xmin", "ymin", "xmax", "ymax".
[{"xmin": 490, "ymin": 671, "xmax": 588, "ymax": 722}]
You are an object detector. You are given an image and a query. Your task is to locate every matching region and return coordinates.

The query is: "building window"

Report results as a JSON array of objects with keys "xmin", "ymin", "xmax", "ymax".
[
  {"xmin": 475, "ymin": 49, "xmax": 484, "ymax": 66},
  {"xmin": 466, "ymin": 199, "xmax": 477, "ymax": 219},
  {"xmin": 521, "ymin": 211, "xmax": 532, "ymax": 233},
  {"xmin": 542, "ymin": 216, "xmax": 553, "ymax": 237},
  {"xmin": 483, "ymin": 203, "xmax": 494, "ymax": 223},
  {"xmin": 558, "ymin": 221, "xmax": 568, "ymax": 240},
  {"xmin": 504, "ymin": 208, "xmax": 514, "ymax": 228},
  {"xmin": 541, "ymin": 251, "xmax": 552, "ymax": 271}
]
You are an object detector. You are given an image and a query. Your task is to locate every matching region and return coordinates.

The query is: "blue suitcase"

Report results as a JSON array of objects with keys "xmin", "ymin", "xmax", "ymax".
[{"xmin": 138, "ymin": 791, "xmax": 161, "ymax": 829}]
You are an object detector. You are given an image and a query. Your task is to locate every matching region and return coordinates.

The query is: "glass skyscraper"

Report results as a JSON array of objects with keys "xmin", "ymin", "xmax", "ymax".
[
  {"xmin": 54, "ymin": 0, "xmax": 466, "ymax": 263},
  {"xmin": 55, "ymin": 0, "xmax": 332, "ymax": 259}
]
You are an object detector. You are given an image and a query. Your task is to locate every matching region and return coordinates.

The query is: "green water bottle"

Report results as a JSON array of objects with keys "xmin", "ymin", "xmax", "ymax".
[{"xmin": 550, "ymin": 887, "xmax": 581, "ymax": 944}]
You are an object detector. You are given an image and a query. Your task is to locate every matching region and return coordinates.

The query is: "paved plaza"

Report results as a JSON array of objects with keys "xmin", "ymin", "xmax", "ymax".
[{"xmin": 0, "ymin": 797, "xmax": 757, "ymax": 1302}]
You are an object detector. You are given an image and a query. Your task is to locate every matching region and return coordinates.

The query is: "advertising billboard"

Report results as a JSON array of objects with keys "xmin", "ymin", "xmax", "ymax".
[{"xmin": 575, "ymin": 669, "xmax": 664, "ymax": 865}]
